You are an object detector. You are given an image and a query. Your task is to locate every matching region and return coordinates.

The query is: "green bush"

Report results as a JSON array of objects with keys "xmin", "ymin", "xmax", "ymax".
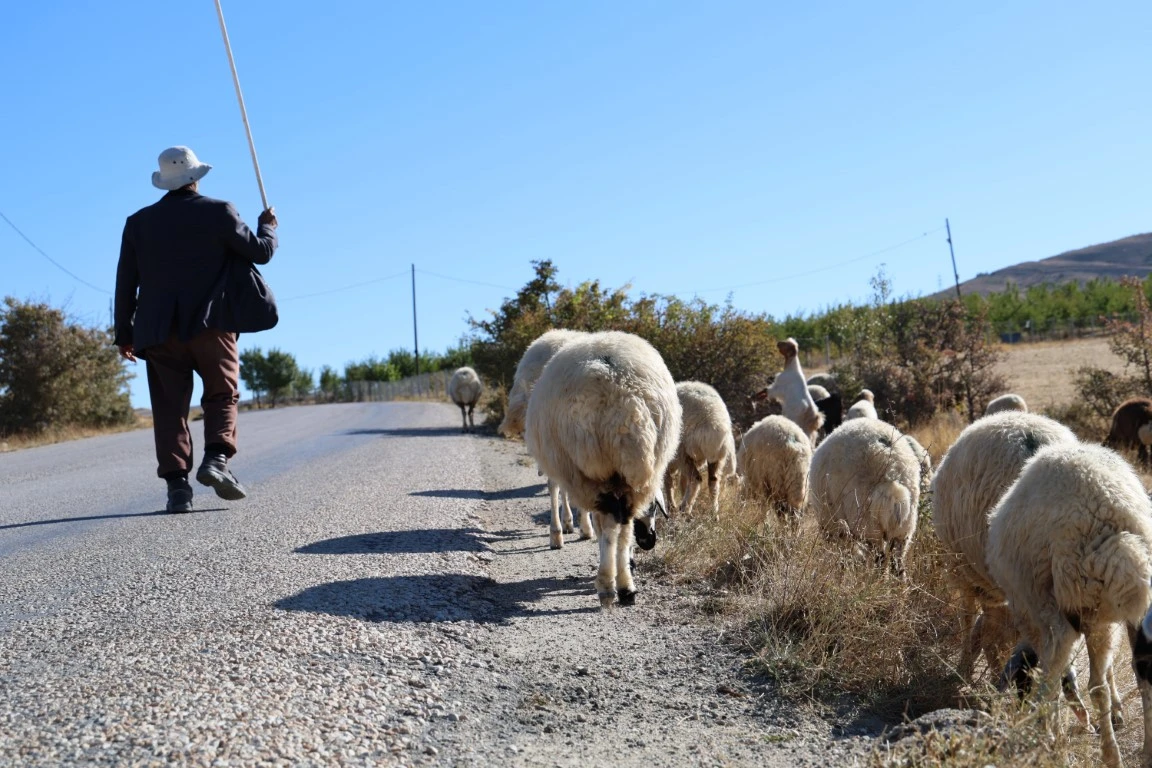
[
  {"xmin": 0, "ymin": 297, "xmax": 134, "ymax": 435},
  {"xmin": 467, "ymin": 261, "xmax": 778, "ymax": 429}
]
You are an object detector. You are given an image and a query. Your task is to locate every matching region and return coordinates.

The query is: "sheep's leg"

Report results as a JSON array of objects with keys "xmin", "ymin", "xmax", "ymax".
[
  {"xmin": 615, "ymin": 517, "xmax": 637, "ymax": 606},
  {"xmin": 575, "ymin": 494, "xmax": 595, "ymax": 540},
  {"xmin": 957, "ymin": 594, "xmax": 981, "ymax": 680},
  {"xmin": 1039, "ymin": 624, "xmax": 1083, "ymax": 736},
  {"xmin": 662, "ymin": 468, "xmax": 677, "ymax": 518},
  {"xmin": 467, "ymin": 403, "xmax": 475, "ymax": 430},
  {"xmin": 547, "ymin": 479, "xmax": 564, "ymax": 550},
  {"xmin": 707, "ymin": 460, "xmax": 721, "ymax": 520},
  {"xmin": 1085, "ymin": 626, "xmax": 1121, "ymax": 768},
  {"xmin": 1108, "ymin": 661, "xmax": 1125, "ymax": 729},
  {"xmin": 459, "ymin": 405, "xmax": 468, "ymax": 433},
  {"xmin": 558, "ymin": 483, "xmax": 575, "ymax": 534},
  {"xmin": 886, "ymin": 538, "xmax": 907, "ymax": 579},
  {"xmin": 594, "ymin": 513, "xmax": 619, "ymax": 609},
  {"xmin": 681, "ymin": 462, "xmax": 703, "ymax": 517}
]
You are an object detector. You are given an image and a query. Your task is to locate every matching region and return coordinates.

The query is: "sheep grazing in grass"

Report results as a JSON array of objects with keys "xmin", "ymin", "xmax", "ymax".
[
  {"xmin": 763, "ymin": 338, "xmax": 824, "ymax": 443},
  {"xmin": 931, "ymin": 412, "xmax": 1078, "ymax": 682},
  {"xmin": 498, "ymin": 329, "xmax": 593, "ymax": 542},
  {"xmin": 808, "ymin": 418, "xmax": 921, "ymax": 574},
  {"xmin": 1105, "ymin": 397, "xmax": 1152, "ymax": 468},
  {"xmin": 525, "ymin": 331, "xmax": 682, "ymax": 608},
  {"xmin": 448, "ymin": 367, "xmax": 483, "ymax": 433},
  {"xmin": 736, "ymin": 415, "xmax": 812, "ymax": 518},
  {"xmin": 845, "ymin": 389, "xmax": 878, "ymax": 421},
  {"xmin": 664, "ymin": 382, "xmax": 735, "ymax": 518},
  {"xmin": 987, "ymin": 443, "xmax": 1152, "ymax": 768},
  {"xmin": 985, "ymin": 393, "xmax": 1028, "ymax": 416}
]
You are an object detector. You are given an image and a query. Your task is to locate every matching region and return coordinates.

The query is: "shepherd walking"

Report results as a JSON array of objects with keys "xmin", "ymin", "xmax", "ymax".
[{"xmin": 114, "ymin": 146, "xmax": 278, "ymax": 512}]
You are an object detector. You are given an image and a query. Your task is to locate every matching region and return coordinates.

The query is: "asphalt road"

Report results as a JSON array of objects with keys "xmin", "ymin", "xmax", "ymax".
[{"xmin": 0, "ymin": 402, "xmax": 861, "ymax": 766}]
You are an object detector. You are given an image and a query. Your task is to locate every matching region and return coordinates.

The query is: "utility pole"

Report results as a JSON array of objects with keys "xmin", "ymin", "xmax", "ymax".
[
  {"xmin": 411, "ymin": 264, "xmax": 420, "ymax": 379},
  {"xmin": 946, "ymin": 218, "xmax": 962, "ymax": 299}
]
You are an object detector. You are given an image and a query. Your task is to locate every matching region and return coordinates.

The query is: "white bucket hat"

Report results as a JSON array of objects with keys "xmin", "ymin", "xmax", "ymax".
[{"xmin": 152, "ymin": 146, "xmax": 212, "ymax": 190}]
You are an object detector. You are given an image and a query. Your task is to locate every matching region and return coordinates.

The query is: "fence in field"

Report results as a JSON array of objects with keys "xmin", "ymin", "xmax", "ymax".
[{"xmin": 343, "ymin": 370, "xmax": 451, "ymax": 402}]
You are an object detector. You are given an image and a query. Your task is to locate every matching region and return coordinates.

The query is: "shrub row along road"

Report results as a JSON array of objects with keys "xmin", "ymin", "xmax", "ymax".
[{"xmin": 0, "ymin": 403, "xmax": 869, "ymax": 766}]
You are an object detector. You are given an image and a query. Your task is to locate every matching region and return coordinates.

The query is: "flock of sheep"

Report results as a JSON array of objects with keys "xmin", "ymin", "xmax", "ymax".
[{"xmin": 447, "ymin": 329, "xmax": 1152, "ymax": 767}]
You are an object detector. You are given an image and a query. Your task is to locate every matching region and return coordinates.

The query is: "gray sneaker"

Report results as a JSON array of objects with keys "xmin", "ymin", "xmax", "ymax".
[
  {"xmin": 195, "ymin": 453, "xmax": 247, "ymax": 501},
  {"xmin": 166, "ymin": 477, "xmax": 194, "ymax": 513}
]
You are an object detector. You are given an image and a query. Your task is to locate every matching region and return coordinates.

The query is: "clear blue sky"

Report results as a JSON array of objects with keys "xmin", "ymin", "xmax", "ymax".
[{"xmin": 2, "ymin": 2, "xmax": 1149, "ymax": 408}]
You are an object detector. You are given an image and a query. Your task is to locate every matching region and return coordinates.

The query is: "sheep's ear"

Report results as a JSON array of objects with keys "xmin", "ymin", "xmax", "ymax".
[{"xmin": 654, "ymin": 496, "xmax": 668, "ymax": 519}]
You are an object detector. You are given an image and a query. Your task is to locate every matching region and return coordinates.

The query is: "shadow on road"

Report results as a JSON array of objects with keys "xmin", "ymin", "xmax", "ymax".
[
  {"xmin": 275, "ymin": 573, "xmax": 597, "ymax": 624},
  {"xmin": 343, "ymin": 427, "xmax": 499, "ymax": 439},
  {"xmin": 296, "ymin": 526, "xmax": 547, "ymax": 555},
  {"xmin": 410, "ymin": 483, "xmax": 545, "ymax": 501},
  {"xmin": 0, "ymin": 508, "xmax": 226, "ymax": 531},
  {"xmin": 296, "ymin": 528, "xmax": 492, "ymax": 554}
]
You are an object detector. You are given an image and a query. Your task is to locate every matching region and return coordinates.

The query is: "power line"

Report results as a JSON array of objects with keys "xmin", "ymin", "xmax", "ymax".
[
  {"xmin": 0, "ymin": 209, "xmax": 113, "ymax": 295},
  {"xmin": 667, "ymin": 226, "xmax": 947, "ymax": 296},
  {"xmin": 279, "ymin": 269, "xmax": 409, "ymax": 301}
]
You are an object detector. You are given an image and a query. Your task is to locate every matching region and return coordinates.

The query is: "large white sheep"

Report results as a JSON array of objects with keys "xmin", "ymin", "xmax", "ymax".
[
  {"xmin": 764, "ymin": 338, "xmax": 824, "ymax": 443},
  {"xmin": 931, "ymin": 412, "xmax": 1078, "ymax": 681},
  {"xmin": 984, "ymin": 393, "xmax": 1028, "ymax": 416},
  {"xmin": 808, "ymin": 418, "xmax": 921, "ymax": 574},
  {"xmin": 845, "ymin": 389, "xmax": 878, "ymax": 421},
  {"xmin": 664, "ymin": 382, "xmax": 735, "ymax": 518},
  {"xmin": 987, "ymin": 443, "xmax": 1152, "ymax": 768},
  {"xmin": 525, "ymin": 331, "xmax": 682, "ymax": 608},
  {"xmin": 498, "ymin": 329, "xmax": 592, "ymax": 542},
  {"xmin": 736, "ymin": 415, "xmax": 812, "ymax": 517},
  {"xmin": 448, "ymin": 367, "xmax": 483, "ymax": 433}
]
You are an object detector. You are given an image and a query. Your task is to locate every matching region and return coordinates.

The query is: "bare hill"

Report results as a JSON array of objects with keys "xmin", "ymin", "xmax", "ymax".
[{"xmin": 941, "ymin": 233, "xmax": 1152, "ymax": 297}]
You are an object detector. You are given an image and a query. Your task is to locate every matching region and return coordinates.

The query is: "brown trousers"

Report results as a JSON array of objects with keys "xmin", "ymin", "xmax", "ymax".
[{"xmin": 144, "ymin": 329, "xmax": 240, "ymax": 478}]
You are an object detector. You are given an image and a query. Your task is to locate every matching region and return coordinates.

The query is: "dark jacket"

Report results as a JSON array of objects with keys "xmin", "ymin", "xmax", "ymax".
[{"xmin": 114, "ymin": 189, "xmax": 277, "ymax": 353}]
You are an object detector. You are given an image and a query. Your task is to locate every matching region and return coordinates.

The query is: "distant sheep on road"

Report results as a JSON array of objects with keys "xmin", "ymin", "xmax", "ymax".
[{"xmin": 448, "ymin": 367, "xmax": 483, "ymax": 433}]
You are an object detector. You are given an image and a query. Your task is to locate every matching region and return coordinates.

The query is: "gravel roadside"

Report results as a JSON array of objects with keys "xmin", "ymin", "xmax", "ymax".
[{"xmin": 0, "ymin": 402, "xmax": 876, "ymax": 766}]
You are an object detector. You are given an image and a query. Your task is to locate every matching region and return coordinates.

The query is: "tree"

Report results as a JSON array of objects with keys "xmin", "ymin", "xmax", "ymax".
[
  {"xmin": 1107, "ymin": 276, "xmax": 1152, "ymax": 393},
  {"xmin": 293, "ymin": 367, "xmax": 314, "ymax": 400},
  {"xmin": 239, "ymin": 348, "xmax": 269, "ymax": 408},
  {"xmin": 344, "ymin": 356, "xmax": 400, "ymax": 382},
  {"xmin": 262, "ymin": 348, "xmax": 301, "ymax": 407},
  {"xmin": 319, "ymin": 366, "xmax": 342, "ymax": 402},
  {"xmin": 0, "ymin": 297, "xmax": 134, "ymax": 434}
]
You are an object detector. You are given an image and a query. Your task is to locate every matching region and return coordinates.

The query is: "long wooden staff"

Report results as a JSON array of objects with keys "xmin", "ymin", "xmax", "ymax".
[{"xmin": 214, "ymin": 0, "xmax": 269, "ymax": 210}]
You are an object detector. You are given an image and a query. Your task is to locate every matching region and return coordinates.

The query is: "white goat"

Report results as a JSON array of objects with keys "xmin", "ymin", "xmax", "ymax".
[{"xmin": 764, "ymin": 338, "xmax": 823, "ymax": 443}]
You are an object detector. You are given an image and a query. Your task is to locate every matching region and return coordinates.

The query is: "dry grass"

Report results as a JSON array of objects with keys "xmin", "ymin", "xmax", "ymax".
[
  {"xmin": 656, "ymin": 490, "xmax": 966, "ymax": 716},
  {"xmin": 654, "ymin": 422, "xmax": 1151, "ymax": 767},
  {"xmin": 0, "ymin": 414, "xmax": 153, "ymax": 452},
  {"xmin": 995, "ymin": 336, "xmax": 1126, "ymax": 411}
]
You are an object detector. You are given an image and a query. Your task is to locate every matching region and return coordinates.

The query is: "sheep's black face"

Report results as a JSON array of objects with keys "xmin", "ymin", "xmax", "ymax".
[
  {"xmin": 633, "ymin": 517, "xmax": 657, "ymax": 551},
  {"xmin": 999, "ymin": 645, "xmax": 1039, "ymax": 697}
]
